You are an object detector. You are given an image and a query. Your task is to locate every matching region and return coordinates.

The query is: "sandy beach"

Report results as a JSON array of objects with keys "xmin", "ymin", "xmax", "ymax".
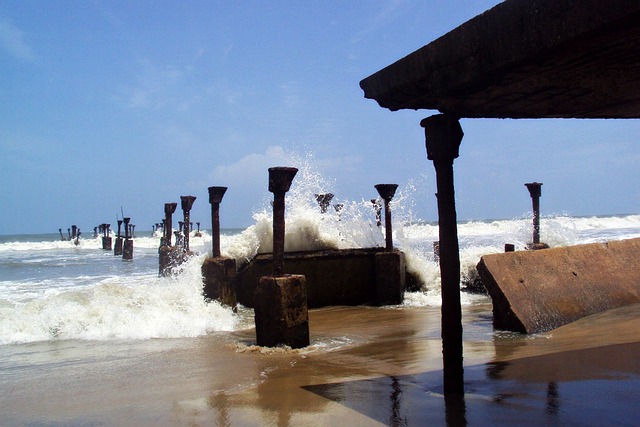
[{"xmin": 2, "ymin": 300, "xmax": 639, "ymax": 426}]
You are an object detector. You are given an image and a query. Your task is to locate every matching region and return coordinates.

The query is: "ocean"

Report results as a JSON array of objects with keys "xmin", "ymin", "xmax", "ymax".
[{"xmin": 1, "ymin": 190, "xmax": 640, "ymax": 424}]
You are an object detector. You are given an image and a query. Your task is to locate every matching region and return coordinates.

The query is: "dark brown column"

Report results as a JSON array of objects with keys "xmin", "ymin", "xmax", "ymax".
[
  {"xmin": 163, "ymin": 203, "xmax": 177, "ymax": 246},
  {"xmin": 180, "ymin": 196, "xmax": 196, "ymax": 253},
  {"xmin": 374, "ymin": 184, "xmax": 398, "ymax": 251},
  {"xmin": 268, "ymin": 167, "xmax": 298, "ymax": 276},
  {"xmin": 208, "ymin": 186, "xmax": 227, "ymax": 258},
  {"xmin": 525, "ymin": 182, "xmax": 542, "ymax": 245},
  {"xmin": 420, "ymin": 113, "xmax": 464, "ymax": 394}
]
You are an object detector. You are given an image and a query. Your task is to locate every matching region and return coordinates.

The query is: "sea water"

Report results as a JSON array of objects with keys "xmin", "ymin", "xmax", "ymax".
[{"xmin": 2, "ymin": 154, "xmax": 640, "ymax": 346}]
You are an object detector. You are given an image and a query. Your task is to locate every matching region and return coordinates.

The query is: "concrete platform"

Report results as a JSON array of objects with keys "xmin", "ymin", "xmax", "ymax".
[
  {"xmin": 477, "ymin": 238, "xmax": 640, "ymax": 333},
  {"xmin": 233, "ymin": 248, "xmax": 416, "ymax": 308}
]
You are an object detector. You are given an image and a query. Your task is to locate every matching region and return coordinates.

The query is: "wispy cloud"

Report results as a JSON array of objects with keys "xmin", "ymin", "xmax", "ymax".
[{"xmin": 0, "ymin": 19, "xmax": 36, "ymax": 61}]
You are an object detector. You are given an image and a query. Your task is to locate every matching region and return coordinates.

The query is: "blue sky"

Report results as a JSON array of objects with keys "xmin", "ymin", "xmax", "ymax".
[{"xmin": 1, "ymin": 0, "xmax": 638, "ymax": 235}]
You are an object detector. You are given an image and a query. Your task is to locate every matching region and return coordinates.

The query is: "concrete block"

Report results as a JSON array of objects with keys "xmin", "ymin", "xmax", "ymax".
[
  {"xmin": 202, "ymin": 257, "xmax": 237, "ymax": 307},
  {"xmin": 477, "ymin": 238, "xmax": 640, "ymax": 333},
  {"xmin": 114, "ymin": 237, "xmax": 123, "ymax": 256},
  {"xmin": 102, "ymin": 236, "xmax": 112, "ymax": 251},
  {"xmin": 254, "ymin": 274, "xmax": 309, "ymax": 348},
  {"xmin": 122, "ymin": 239, "xmax": 133, "ymax": 260},
  {"xmin": 375, "ymin": 250, "xmax": 406, "ymax": 305}
]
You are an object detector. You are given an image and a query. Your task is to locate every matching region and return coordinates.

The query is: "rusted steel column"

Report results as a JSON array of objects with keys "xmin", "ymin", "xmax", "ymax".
[
  {"xmin": 421, "ymin": 114, "xmax": 464, "ymax": 395},
  {"xmin": 102, "ymin": 224, "xmax": 112, "ymax": 250},
  {"xmin": 525, "ymin": 182, "xmax": 542, "ymax": 245},
  {"xmin": 315, "ymin": 193, "xmax": 334, "ymax": 213},
  {"xmin": 208, "ymin": 186, "xmax": 227, "ymax": 258},
  {"xmin": 163, "ymin": 203, "xmax": 177, "ymax": 246},
  {"xmin": 114, "ymin": 219, "xmax": 124, "ymax": 256},
  {"xmin": 268, "ymin": 167, "xmax": 298, "ymax": 276},
  {"xmin": 180, "ymin": 196, "xmax": 196, "ymax": 253},
  {"xmin": 374, "ymin": 184, "xmax": 398, "ymax": 251},
  {"xmin": 122, "ymin": 217, "xmax": 133, "ymax": 260}
]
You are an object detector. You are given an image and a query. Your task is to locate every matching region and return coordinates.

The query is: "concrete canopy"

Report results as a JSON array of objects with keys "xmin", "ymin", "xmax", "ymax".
[{"xmin": 359, "ymin": 0, "xmax": 640, "ymax": 119}]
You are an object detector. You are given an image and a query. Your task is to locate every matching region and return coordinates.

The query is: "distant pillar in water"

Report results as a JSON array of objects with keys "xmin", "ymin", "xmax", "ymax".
[
  {"xmin": 525, "ymin": 182, "xmax": 549, "ymax": 250},
  {"xmin": 102, "ymin": 223, "xmax": 112, "ymax": 250},
  {"xmin": 163, "ymin": 203, "xmax": 177, "ymax": 246},
  {"xmin": 114, "ymin": 219, "xmax": 124, "ymax": 256},
  {"xmin": 315, "ymin": 193, "xmax": 334, "ymax": 213},
  {"xmin": 208, "ymin": 186, "xmax": 227, "ymax": 258},
  {"xmin": 93, "ymin": 227, "xmax": 98, "ymax": 238},
  {"xmin": 180, "ymin": 196, "xmax": 196, "ymax": 253},
  {"xmin": 421, "ymin": 113, "xmax": 464, "ymax": 394},
  {"xmin": 374, "ymin": 184, "xmax": 398, "ymax": 251},
  {"xmin": 59, "ymin": 228, "xmax": 65, "ymax": 241},
  {"xmin": 122, "ymin": 217, "xmax": 133, "ymax": 260},
  {"xmin": 159, "ymin": 202, "xmax": 178, "ymax": 276},
  {"xmin": 71, "ymin": 225, "xmax": 77, "ymax": 240},
  {"xmin": 254, "ymin": 166, "xmax": 309, "ymax": 349}
]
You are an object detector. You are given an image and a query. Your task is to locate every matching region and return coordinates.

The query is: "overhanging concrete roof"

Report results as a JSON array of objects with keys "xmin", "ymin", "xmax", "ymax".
[{"xmin": 360, "ymin": 0, "xmax": 640, "ymax": 119}]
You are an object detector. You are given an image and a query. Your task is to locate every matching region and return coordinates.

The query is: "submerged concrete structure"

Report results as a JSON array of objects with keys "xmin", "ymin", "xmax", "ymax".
[{"xmin": 360, "ymin": 0, "xmax": 640, "ymax": 394}]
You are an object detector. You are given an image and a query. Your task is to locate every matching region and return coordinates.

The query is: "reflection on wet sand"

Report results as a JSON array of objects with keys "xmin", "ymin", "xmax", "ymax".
[{"xmin": 1, "ymin": 302, "xmax": 639, "ymax": 425}]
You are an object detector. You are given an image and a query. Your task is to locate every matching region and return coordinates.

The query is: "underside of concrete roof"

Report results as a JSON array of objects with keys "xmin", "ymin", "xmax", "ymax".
[{"xmin": 360, "ymin": 0, "xmax": 640, "ymax": 119}]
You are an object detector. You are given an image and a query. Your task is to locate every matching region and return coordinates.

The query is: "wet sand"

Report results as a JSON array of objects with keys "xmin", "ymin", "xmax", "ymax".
[{"xmin": 1, "ymin": 301, "xmax": 639, "ymax": 426}]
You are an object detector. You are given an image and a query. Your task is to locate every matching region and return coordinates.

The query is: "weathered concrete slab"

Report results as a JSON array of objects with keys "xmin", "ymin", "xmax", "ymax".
[{"xmin": 477, "ymin": 238, "xmax": 640, "ymax": 334}]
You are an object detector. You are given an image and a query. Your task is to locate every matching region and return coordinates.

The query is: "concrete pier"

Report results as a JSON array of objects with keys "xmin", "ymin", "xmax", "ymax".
[
  {"xmin": 159, "ymin": 203, "xmax": 178, "ymax": 277},
  {"xmin": 114, "ymin": 220, "xmax": 123, "ymax": 256},
  {"xmin": 122, "ymin": 217, "xmax": 133, "ymax": 260},
  {"xmin": 374, "ymin": 184, "xmax": 398, "ymax": 251},
  {"xmin": 254, "ymin": 167, "xmax": 309, "ymax": 348},
  {"xmin": 477, "ymin": 238, "xmax": 640, "ymax": 334},
  {"xmin": 254, "ymin": 274, "xmax": 309, "ymax": 349},
  {"xmin": 201, "ymin": 186, "xmax": 237, "ymax": 307},
  {"xmin": 180, "ymin": 196, "xmax": 196, "ymax": 254},
  {"xmin": 101, "ymin": 223, "xmax": 112, "ymax": 250}
]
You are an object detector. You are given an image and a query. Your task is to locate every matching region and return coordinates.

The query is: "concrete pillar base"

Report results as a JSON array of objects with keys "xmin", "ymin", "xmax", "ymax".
[
  {"xmin": 122, "ymin": 239, "xmax": 133, "ymax": 260},
  {"xmin": 202, "ymin": 257, "xmax": 237, "ymax": 307},
  {"xmin": 254, "ymin": 274, "xmax": 309, "ymax": 349},
  {"xmin": 102, "ymin": 236, "xmax": 112, "ymax": 251},
  {"xmin": 114, "ymin": 237, "xmax": 123, "ymax": 256},
  {"xmin": 158, "ymin": 245, "xmax": 176, "ymax": 276},
  {"xmin": 375, "ymin": 250, "xmax": 406, "ymax": 305}
]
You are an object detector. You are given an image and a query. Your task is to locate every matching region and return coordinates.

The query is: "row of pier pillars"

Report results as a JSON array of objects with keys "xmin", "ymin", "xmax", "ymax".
[
  {"xmin": 97, "ymin": 220, "xmax": 135, "ymax": 260},
  {"xmin": 197, "ymin": 167, "xmax": 405, "ymax": 349},
  {"xmin": 58, "ymin": 225, "xmax": 81, "ymax": 245},
  {"xmin": 158, "ymin": 196, "xmax": 198, "ymax": 276}
]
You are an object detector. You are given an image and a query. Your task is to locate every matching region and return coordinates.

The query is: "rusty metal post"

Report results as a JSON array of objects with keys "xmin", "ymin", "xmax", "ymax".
[
  {"xmin": 208, "ymin": 186, "xmax": 228, "ymax": 258},
  {"xmin": 315, "ymin": 193, "xmax": 334, "ymax": 213},
  {"xmin": 268, "ymin": 167, "xmax": 298, "ymax": 276},
  {"xmin": 374, "ymin": 184, "xmax": 398, "ymax": 251},
  {"xmin": 114, "ymin": 219, "xmax": 124, "ymax": 256},
  {"xmin": 180, "ymin": 196, "xmax": 196, "ymax": 253},
  {"xmin": 122, "ymin": 217, "xmax": 133, "ymax": 260},
  {"xmin": 525, "ymin": 182, "xmax": 542, "ymax": 245},
  {"xmin": 163, "ymin": 203, "xmax": 177, "ymax": 246},
  {"xmin": 421, "ymin": 114, "xmax": 464, "ymax": 394}
]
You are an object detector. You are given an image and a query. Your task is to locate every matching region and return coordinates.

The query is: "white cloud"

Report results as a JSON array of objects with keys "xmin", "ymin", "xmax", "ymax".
[
  {"xmin": 211, "ymin": 146, "xmax": 291, "ymax": 186},
  {"xmin": 0, "ymin": 20, "xmax": 35, "ymax": 61}
]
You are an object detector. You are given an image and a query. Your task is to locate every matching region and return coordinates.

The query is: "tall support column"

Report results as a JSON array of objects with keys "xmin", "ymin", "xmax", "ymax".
[
  {"xmin": 208, "ymin": 186, "xmax": 227, "ymax": 258},
  {"xmin": 180, "ymin": 196, "xmax": 196, "ymax": 253},
  {"xmin": 163, "ymin": 203, "xmax": 177, "ymax": 246},
  {"xmin": 268, "ymin": 167, "xmax": 298, "ymax": 276},
  {"xmin": 420, "ymin": 114, "xmax": 464, "ymax": 394},
  {"xmin": 374, "ymin": 184, "xmax": 398, "ymax": 251}
]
